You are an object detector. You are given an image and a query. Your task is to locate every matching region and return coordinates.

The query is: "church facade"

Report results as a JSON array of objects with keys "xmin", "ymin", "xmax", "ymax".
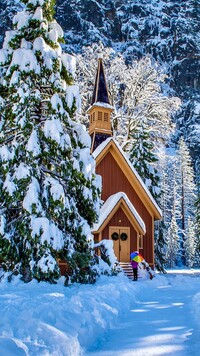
[{"xmin": 87, "ymin": 56, "xmax": 162, "ymax": 267}]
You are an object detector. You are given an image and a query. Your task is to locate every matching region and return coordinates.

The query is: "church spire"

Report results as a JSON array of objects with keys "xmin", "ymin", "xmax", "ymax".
[
  {"xmin": 88, "ymin": 55, "xmax": 113, "ymax": 153},
  {"xmin": 91, "ymin": 56, "xmax": 110, "ymax": 105}
]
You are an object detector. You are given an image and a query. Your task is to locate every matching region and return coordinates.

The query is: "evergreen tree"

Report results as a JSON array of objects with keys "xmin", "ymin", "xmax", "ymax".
[
  {"xmin": 176, "ymin": 137, "xmax": 197, "ymax": 265},
  {"xmin": 165, "ymin": 167, "xmax": 182, "ymax": 268},
  {"xmin": 129, "ymin": 118, "xmax": 160, "ymax": 200},
  {"xmin": 166, "ymin": 214, "xmax": 180, "ymax": 268},
  {"xmin": 197, "ymin": 187, "xmax": 200, "ymax": 239},
  {"xmin": 157, "ymin": 147, "xmax": 184, "ymax": 269},
  {"xmin": 0, "ymin": 0, "xmax": 101, "ymax": 284},
  {"xmin": 184, "ymin": 217, "xmax": 196, "ymax": 268},
  {"xmin": 154, "ymin": 220, "xmax": 167, "ymax": 273},
  {"xmin": 195, "ymin": 174, "xmax": 200, "ymax": 264}
]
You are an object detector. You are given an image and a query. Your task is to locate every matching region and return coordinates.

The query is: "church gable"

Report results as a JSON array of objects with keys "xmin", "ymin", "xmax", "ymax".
[
  {"xmin": 93, "ymin": 192, "xmax": 146, "ymax": 235},
  {"xmin": 93, "ymin": 137, "xmax": 162, "ymax": 221},
  {"xmin": 95, "ymin": 151, "xmax": 149, "ymax": 216}
]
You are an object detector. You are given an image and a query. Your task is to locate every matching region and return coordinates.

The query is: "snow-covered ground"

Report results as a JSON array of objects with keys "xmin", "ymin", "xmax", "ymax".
[{"xmin": 1, "ymin": 269, "xmax": 200, "ymax": 355}]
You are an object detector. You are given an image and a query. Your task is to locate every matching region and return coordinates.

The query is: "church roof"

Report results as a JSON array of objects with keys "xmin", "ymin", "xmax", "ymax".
[
  {"xmin": 91, "ymin": 57, "xmax": 110, "ymax": 105},
  {"xmin": 93, "ymin": 137, "xmax": 162, "ymax": 220},
  {"xmin": 93, "ymin": 192, "xmax": 146, "ymax": 234}
]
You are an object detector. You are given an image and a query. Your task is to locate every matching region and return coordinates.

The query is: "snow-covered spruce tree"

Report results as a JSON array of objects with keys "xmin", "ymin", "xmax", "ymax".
[
  {"xmin": 194, "ymin": 175, "xmax": 200, "ymax": 265},
  {"xmin": 166, "ymin": 214, "xmax": 180, "ymax": 268},
  {"xmin": 154, "ymin": 220, "xmax": 167, "ymax": 273},
  {"xmin": 184, "ymin": 217, "xmax": 196, "ymax": 268},
  {"xmin": 0, "ymin": 0, "xmax": 101, "ymax": 284},
  {"xmin": 156, "ymin": 147, "xmax": 183, "ymax": 269},
  {"xmin": 129, "ymin": 118, "xmax": 161, "ymax": 201},
  {"xmin": 197, "ymin": 183, "xmax": 200, "ymax": 236},
  {"xmin": 176, "ymin": 137, "xmax": 197, "ymax": 265}
]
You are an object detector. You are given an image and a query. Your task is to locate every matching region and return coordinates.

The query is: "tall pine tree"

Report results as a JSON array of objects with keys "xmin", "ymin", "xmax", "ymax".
[
  {"xmin": 184, "ymin": 217, "xmax": 196, "ymax": 268},
  {"xmin": 176, "ymin": 137, "xmax": 197, "ymax": 265},
  {"xmin": 157, "ymin": 147, "xmax": 182, "ymax": 269},
  {"xmin": 195, "ymin": 171, "xmax": 200, "ymax": 264},
  {"xmin": 166, "ymin": 214, "xmax": 180, "ymax": 268},
  {"xmin": 0, "ymin": 0, "xmax": 101, "ymax": 284},
  {"xmin": 129, "ymin": 118, "xmax": 161, "ymax": 201}
]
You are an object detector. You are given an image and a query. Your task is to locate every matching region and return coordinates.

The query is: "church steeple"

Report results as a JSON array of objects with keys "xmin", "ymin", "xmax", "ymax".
[
  {"xmin": 91, "ymin": 56, "xmax": 110, "ymax": 105},
  {"xmin": 87, "ymin": 55, "xmax": 113, "ymax": 152}
]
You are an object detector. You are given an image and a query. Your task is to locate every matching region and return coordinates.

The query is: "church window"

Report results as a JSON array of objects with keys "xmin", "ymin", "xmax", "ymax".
[
  {"xmin": 139, "ymin": 235, "xmax": 143, "ymax": 249},
  {"xmin": 104, "ymin": 113, "xmax": 108, "ymax": 121},
  {"xmin": 98, "ymin": 111, "xmax": 102, "ymax": 120}
]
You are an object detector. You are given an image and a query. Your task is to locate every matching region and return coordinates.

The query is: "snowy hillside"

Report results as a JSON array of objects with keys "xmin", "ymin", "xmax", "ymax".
[
  {"xmin": 56, "ymin": 0, "xmax": 200, "ymax": 95},
  {"xmin": 56, "ymin": 0, "xmax": 200, "ymax": 170}
]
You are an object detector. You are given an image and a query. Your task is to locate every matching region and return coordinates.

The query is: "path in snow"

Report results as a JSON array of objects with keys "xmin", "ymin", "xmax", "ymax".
[{"xmin": 87, "ymin": 273, "xmax": 200, "ymax": 356}]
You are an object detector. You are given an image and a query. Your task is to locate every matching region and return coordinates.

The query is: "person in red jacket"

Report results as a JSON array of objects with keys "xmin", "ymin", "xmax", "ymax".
[{"xmin": 131, "ymin": 260, "xmax": 138, "ymax": 281}]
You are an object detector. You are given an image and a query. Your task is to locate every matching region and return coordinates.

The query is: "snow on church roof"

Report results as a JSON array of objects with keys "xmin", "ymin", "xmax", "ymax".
[
  {"xmin": 87, "ymin": 101, "xmax": 114, "ymax": 112},
  {"xmin": 93, "ymin": 192, "xmax": 146, "ymax": 233},
  {"xmin": 93, "ymin": 137, "xmax": 162, "ymax": 218}
]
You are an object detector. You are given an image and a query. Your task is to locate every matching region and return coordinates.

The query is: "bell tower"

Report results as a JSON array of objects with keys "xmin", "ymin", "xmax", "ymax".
[{"xmin": 87, "ymin": 55, "xmax": 113, "ymax": 152}]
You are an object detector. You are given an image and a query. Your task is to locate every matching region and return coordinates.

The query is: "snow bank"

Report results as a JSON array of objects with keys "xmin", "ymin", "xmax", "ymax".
[
  {"xmin": 165, "ymin": 270, "xmax": 200, "ymax": 333},
  {"xmin": 0, "ymin": 273, "xmax": 146, "ymax": 355},
  {"xmin": 192, "ymin": 292, "xmax": 200, "ymax": 331}
]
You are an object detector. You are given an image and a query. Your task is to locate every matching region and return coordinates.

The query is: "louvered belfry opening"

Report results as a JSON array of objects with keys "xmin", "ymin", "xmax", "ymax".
[{"xmin": 87, "ymin": 56, "xmax": 113, "ymax": 152}]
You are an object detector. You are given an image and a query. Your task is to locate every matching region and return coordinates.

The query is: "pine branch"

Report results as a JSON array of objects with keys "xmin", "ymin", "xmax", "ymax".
[{"xmin": 7, "ymin": 214, "xmax": 25, "ymax": 227}]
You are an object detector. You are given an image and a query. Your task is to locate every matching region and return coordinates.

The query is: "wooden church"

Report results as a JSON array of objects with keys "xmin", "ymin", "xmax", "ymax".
[{"xmin": 87, "ymin": 56, "xmax": 162, "ymax": 268}]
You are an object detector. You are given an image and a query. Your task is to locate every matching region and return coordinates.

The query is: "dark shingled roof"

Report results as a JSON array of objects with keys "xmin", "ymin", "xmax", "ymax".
[{"xmin": 91, "ymin": 58, "xmax": 110, "ymax": 105}]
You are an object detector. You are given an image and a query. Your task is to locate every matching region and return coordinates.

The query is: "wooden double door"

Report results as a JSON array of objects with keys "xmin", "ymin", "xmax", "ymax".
[{"xmin": 109, "ymin": 227, "xmax": 130, "ymax": 262}]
